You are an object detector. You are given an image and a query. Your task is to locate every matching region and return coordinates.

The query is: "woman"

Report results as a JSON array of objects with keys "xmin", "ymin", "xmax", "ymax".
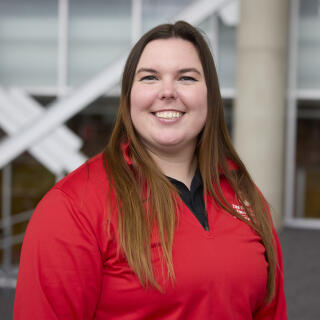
[{"xmin": 14, "ymin": 21, "xmax": 287, "ymax": 319}]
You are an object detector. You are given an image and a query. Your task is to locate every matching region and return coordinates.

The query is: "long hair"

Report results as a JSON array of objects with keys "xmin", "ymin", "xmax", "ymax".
[{"xmin": 104, "ymin": 21, "xmax": 277, "ymax": 302}]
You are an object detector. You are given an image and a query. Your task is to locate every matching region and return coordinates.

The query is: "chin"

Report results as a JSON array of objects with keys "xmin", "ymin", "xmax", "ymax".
[
  {"xmin": 157, "ymin": 139, "xmax": 183, "ymax": 147},
  {"xmin": 154, "ymin": 135, "xmax": 184, "ymax": 145}
]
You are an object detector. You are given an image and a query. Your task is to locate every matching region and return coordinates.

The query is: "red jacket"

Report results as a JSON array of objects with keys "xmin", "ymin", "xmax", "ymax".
[{"xmin": 14, "ymin": 153, "xmax": 287, "ymax": 319}]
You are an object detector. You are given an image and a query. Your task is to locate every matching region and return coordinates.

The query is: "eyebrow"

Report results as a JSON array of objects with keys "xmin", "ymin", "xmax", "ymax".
[
  {"xmin": 136, "ymin": 68, "xmax": 158, "ymax": 74},
  {"xmin": 135, "ymin": 67, "xmax": 201, "ymax": 75},
  {"xmin": 177, "ymin": 68, "xmax": 201, "ymax": 75}
]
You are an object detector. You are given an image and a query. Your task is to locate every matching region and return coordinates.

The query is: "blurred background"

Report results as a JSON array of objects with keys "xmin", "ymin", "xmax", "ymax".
[{"xmin": 0, "ymin": 0, "xmax": 319, "ymax": 319}]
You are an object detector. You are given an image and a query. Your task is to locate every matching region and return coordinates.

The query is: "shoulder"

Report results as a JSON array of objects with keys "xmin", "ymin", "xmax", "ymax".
[
  {"xmin": 28, "ymin": 153, "xmax": 113, "ymax": 248},
  {"xmin": 31, "ymin": 153, "xmax": 111, "ymax": 230},
  {"xmin": 52, "ymin": 152, "xmax": 109, "ymax": 207}
]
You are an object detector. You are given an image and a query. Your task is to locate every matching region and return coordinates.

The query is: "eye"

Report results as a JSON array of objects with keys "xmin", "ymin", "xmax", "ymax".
[
  {"xmin": 179, "ymin": 76, "xmax": 197, "ymax": 82},
  {"xmin": 140, "ymin": 75, "xmax": 158, "ymax": 81}
]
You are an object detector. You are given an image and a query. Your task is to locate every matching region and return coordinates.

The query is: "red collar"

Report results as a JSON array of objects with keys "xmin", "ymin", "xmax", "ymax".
[
  {"xmin": 121, "ymin": 141, "xmax": 132, "ymax": 165},
  {"xmin": 224, "ymin": 159, "xmax": 238, "ymax": 173}
]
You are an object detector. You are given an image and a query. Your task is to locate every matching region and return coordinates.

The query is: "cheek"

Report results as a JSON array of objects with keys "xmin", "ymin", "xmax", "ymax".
[
  {"xmin": 130, "ymin": 88, "xmax": 141, "ymax": 114},
  {"xmin": 130, "ymin": 85, "xmax": 156, "ymax": 113},
  {"xmin": 179, "ymin": 86, "xmax": 208, "ymax": 112},
  {"xmin": 196, "ymin": 87, "xmax": 208, "ymax": 109},
  {"xmin": 198, "ymin": 107, "xmax": 208, "ymax": 132}
]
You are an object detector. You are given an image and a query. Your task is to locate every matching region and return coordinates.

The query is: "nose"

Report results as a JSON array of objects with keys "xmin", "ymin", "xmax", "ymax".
[{"xmin": 158, "ymin": 79, "xmax": 177, "ymax": 100}]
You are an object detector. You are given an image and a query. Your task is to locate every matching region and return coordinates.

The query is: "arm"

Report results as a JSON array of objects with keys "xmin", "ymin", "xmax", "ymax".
[
  {"xmin": 254, "ymin": 229, "xmax": 287, "ymax": 319},
  {"xmin": 13, "ymin": 188, "xmax": 104, "ymax": 320}
]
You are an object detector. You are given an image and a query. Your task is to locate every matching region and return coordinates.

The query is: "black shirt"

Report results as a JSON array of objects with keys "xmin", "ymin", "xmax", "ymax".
[{"xmin": 167, "ymin": 168, "xmax": 209, "ymax": 231}]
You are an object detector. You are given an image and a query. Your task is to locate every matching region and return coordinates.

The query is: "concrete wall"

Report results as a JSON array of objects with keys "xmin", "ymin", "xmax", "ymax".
[{"xmin": 234, "ymin": 0, "xmax": 290, "ymax": 228}]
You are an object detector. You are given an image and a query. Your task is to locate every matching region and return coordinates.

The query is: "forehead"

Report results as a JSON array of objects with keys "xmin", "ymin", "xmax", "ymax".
[{"xmin": 136, "ymin": 38, "xmax": 203, "ymax": 70}]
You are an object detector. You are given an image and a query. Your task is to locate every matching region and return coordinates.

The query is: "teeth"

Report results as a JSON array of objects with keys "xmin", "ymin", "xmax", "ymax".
[{"xmin": 155, "ymin": 111, "xmax": 183, "ymax": 119}]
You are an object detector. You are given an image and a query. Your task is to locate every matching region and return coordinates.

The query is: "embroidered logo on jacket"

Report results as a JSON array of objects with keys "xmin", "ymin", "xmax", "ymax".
[{"xmin": 232, "ymin": 202, "xmax": 251, "ymax": 221}]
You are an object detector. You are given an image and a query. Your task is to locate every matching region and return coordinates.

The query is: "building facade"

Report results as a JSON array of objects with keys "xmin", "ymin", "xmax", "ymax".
[{"xmin": 0, "ymin": 0, "xmax": 319, "ymax": 283}]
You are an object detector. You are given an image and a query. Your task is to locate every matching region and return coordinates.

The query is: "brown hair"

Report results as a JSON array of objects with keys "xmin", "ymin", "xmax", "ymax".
[{"xmin": 104, "ymin": 20, "xmax": 277, "ymax": 302}]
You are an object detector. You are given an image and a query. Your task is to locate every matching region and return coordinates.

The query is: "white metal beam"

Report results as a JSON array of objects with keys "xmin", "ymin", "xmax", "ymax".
[
  {"xmin": 284, "ymin": 218, "xmax": 320, "ymax": 229},
  {"xmin": 218, "ymin": 0, "xmax": 239, "ymax": 26},
  {"xmin": 174, "ymin": 0, "xmax": 234, "ymax": 25},
  {"xmin": 9, "ymin": 88, "xmax": 82, "ymax": 151},
  {"xmin": 0, "ymin": 88, "xmax": 87, "ymax": 173},
  {"xmin": 284, "ymin": 0, "xmax": 300, "ymax": 224},
  {"xmin": 296, "ymin": 89, "xmax": 320, "ymax": 100}
]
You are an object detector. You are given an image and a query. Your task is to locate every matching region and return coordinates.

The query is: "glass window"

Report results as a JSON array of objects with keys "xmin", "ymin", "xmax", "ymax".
[
  {"xmin": 297, "ymin": 0, "xmax": 320, "ymax": 89},
  {"xmin": 68, "ymin": 0, "xmax": 131, "ymax": 86},
  {"xmin": 142, "ymin": 0, "xmax": 194, "ymax": 32},
  {"xmin": 217, "ymin": 17, "xmax": 236, "ymax": 89},
  {"xmin": 11, "ymin": 153, "xmax": 56, "ymax": 265},
  {"xmin": 197, "ymin": 16, "xmax": 218, "ymax": 59},
  {"xmin": 200, "ymin": 15, "xmax": 237, "ymax": 90},
  {"xmin": 0, "ymin": 0, "xmax": 58, "ymax": 87},
  {"xmin": 66, "ymin": 96, "xmax": 119, "ymax": 157},
  {"xmin": 295, "ymin": 101, "xmax": 320, "ymax": 218}
]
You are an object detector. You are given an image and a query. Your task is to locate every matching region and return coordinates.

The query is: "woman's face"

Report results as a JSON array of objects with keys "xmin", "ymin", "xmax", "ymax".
[{"xmin": 130, "ymin": 38, "xmax": 208, "ymax": 155}]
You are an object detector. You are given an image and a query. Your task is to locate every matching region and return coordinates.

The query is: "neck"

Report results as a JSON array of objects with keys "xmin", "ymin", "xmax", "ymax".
[{"xmin": 145, "ymin": 143, "xmax": 197, "ymax": 189}]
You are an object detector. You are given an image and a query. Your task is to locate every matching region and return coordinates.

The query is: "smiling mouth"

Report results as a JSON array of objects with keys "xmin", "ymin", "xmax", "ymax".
[{"xmin": 153, "ymin": 111, "xmax": 184, "ymax": 120}]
